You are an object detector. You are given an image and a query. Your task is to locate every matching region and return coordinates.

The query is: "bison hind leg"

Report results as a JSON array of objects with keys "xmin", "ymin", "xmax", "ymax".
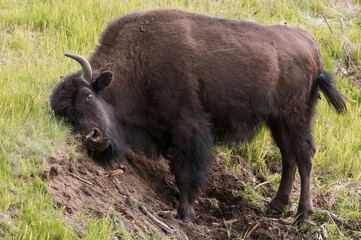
[
  {"xmin": 267, "ymin": 118, "xmax": 298, "ymax": 215},
  {"xmin": 267, "ymin": 114, "xmax": 317, "ymax": 224}
]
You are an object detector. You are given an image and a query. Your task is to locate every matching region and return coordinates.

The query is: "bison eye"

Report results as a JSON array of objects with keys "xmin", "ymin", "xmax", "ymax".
[{"xmin": 87, "ymin": 94, "xmax": 93, "ymax": 101}]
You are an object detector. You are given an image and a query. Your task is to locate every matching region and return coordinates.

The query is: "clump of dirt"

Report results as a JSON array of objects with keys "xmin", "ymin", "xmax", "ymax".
[{"xmin": 42, "ymin": 148, "xmax": 304, "ymax": 239}]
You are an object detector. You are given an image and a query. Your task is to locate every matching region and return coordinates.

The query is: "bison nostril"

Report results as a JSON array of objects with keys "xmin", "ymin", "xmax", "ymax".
[
  {"xmin": 85, "ymin": 128, "xmax": 102, "ymax": 143},
  {"xmin": 90, "ymin": 128, "xmax": 101, "ymax": 142}
]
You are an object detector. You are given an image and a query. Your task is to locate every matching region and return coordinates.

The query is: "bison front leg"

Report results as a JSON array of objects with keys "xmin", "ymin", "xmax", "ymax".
[{"xmin": 171, "ymin": 118, "xmax": 213, "ymax": 221}]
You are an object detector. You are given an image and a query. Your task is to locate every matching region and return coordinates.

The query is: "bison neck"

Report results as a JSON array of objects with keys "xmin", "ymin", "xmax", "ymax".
[{"xmin": 122, "ymin": 124, "xmax": 172, "ymax": 159}]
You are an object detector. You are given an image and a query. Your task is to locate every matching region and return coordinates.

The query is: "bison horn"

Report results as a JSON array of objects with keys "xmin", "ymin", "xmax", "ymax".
[{"xmin": 64, "ymin": 53, "xmax": 92, "ymax": 83}]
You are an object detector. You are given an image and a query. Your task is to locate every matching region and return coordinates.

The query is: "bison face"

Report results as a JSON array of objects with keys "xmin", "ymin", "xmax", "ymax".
[
  {"xmin": 73, "ymin": 79, "xmax": 113, "ymax": 153},
  {"xmin": 51, "ymin": 54, "xmax": 125, "ymax": 160}
]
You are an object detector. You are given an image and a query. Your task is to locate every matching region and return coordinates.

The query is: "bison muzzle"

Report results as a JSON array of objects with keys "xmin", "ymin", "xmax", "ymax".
[{"xmin": 50, "ymin": 9, "xmax": 347, "ymax": 223}]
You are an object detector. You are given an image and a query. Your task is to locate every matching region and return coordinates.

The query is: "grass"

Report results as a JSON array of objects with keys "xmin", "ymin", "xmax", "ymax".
[{"xmin": 0, "ymin": 0, "xmax": 360, "ymax": 238}]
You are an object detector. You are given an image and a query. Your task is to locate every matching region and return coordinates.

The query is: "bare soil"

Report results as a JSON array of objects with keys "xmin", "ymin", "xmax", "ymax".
[{"xmin": 42, "ymin": 147, "xmax": 305, "ymax": 239}]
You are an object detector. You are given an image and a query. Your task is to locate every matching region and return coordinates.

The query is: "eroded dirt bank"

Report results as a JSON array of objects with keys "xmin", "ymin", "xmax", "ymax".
[{"xmin": 42, "ymin": 149, "xmax": 303, "ymax": 239}]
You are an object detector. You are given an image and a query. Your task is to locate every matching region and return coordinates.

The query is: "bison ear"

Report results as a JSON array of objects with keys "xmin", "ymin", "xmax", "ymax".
[{"xmin": 93, "ymin": 71, "xmax": 114, "ymax": 92}]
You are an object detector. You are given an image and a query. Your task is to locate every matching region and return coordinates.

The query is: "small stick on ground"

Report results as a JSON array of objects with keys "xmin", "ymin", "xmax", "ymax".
[
  {"xmin": 254, "ymin": 181, "xmax": 270, "ymax": 189},
  {"xmin": 325, "ymin": 212, "xmax": 345, "ymax": 237},
  {"xmin": 245, "ymin": 222, "xmax": 260, "ymax": 239},
  {"xmin": 106, "ymin": 169, "xmax": 124, "ymax": 184},
  {"xmin": 315, "ymin": 208, "xmax": 351, "ymax": 229},
  {"xmin": 320, "ymin": 223, "xmax": 329, "ymax": 239},
  {"xmin": 139, "ymin": 205, "xmax": 174, "ymax": 233},
  {"xmin": 106, "ymin": 169, "xmax": 124, "ymax": 177},
  {"xmin": 69, "ymin": 173, "xmax": 94, "ymax": 186},
  {"xmin": 277, "ymin": 218, "xmax": 293, "ymax": 225},
  {"xmin": 321, "ymin": 14, "xmax": 337, "ymax": 41},
  {"xmin": 340, "ymin": 18, "xmax": 351, "ymax": 68},
  {"xmin": 111, "ymin": 176, "xmax": 120, "ymax": 184}
]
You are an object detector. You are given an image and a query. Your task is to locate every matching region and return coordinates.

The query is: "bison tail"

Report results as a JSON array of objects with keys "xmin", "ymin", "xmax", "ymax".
[{"xmin": 318, "ymin": 70, "xmax": 347, "ymax": 114}]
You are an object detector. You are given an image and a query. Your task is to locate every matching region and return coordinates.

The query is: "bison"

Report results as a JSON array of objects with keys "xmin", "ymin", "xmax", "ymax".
[{"xmin": 50, "ymin": 9, "xmax": 347, "ymax": 223}]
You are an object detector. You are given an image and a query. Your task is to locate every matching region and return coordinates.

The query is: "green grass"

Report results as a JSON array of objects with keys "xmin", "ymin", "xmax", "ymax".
[{"xmin": 1, "ymin": 0, "xmax": 360, "ymax": 238}]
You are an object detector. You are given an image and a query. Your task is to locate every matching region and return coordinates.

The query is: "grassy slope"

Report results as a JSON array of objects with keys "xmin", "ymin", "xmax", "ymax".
[{"xmin": 0, "ymin": 0, "xmax": 360, "ymax": 238}]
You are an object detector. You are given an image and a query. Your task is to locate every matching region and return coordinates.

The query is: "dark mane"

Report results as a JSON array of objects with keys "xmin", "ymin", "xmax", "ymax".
[{"xmin": 50, "ymin": 73, "xmax": 85, "ymax": 127}]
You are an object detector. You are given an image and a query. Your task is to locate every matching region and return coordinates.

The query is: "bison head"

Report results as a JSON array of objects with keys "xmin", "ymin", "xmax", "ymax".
[{"xmin": 50, "ymin": 53, "xmax": 125, "ymax": 160}]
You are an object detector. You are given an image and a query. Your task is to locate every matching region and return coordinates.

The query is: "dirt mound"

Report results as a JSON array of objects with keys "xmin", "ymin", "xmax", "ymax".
[{"xmin": 42, "ymin": 149, "xmax": 303, "ymax": 239}]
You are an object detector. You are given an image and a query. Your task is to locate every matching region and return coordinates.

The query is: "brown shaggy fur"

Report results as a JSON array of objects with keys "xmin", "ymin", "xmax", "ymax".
[{"xmin": 51, "ymin": 9, "xmax": 346, "ymax": 222}]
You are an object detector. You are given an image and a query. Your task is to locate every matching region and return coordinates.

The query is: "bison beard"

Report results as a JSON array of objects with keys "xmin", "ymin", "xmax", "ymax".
[{"xmin": 50, "ymin": 9, "xmax": 347, "ymax": 223}]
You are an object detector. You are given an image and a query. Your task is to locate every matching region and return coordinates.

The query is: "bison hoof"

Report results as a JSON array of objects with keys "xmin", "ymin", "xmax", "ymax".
[
  {"xmin": 267, "ymin": 198, "xmax": 291, "ymax": 216},
  {"xmin": 265, "ymin": 207, "xmax": 281, "ymax": 216},
  {"xmin": 293, "ymin": 211, "xmax": 315, "ymax": 226},
  {"xmin": 266, "ymin": 202, "xmax": 285, "ymax": 217},
  {"xmin": 176, "ymin": 207, "xmax": 196, "ymax": 222},
  {"xmin": 177, "ymin": 214, "xmax": 195, "ymax": 222}
]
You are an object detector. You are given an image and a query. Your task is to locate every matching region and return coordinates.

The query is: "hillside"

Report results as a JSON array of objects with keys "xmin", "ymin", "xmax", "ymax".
[{"xmin": 0, "ymin": 0, "xmax": 360, "ymax": 239}]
